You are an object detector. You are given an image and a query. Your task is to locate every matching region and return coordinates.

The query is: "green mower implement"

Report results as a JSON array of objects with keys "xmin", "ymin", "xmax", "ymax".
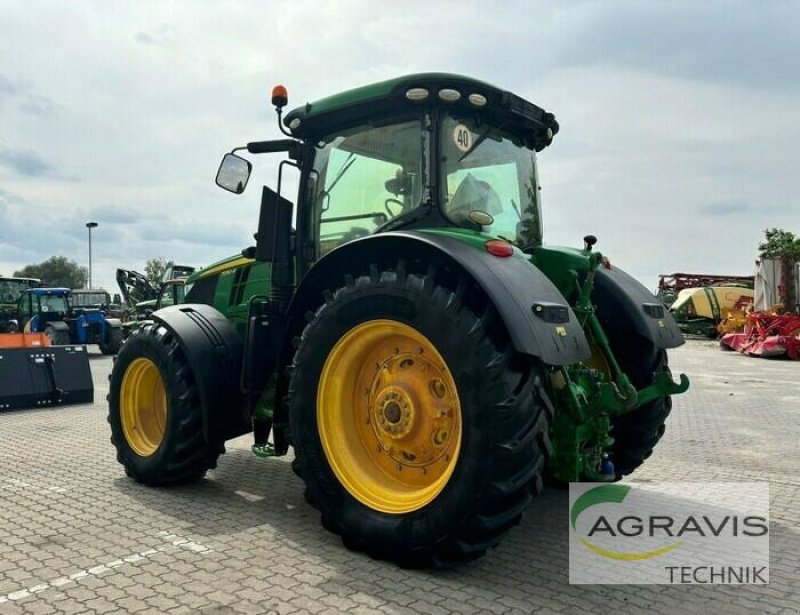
[{"xmin": 108, "ymin": 74, "xmax": 689, "ymax": 566}]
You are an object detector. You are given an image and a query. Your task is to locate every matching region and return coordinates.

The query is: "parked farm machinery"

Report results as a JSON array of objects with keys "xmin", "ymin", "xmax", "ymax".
[
  {"xmin": 720, "ymin": 307, "xmax": 800, "ymax": 359},
  {"xmin": 669, "ymin": 284, "xmax": 754, "ymax": 337},
  {"xmin": 656, "ymin": 272, "xmax": 754, "ymax": 308},
  {"xmin": 116, "ymin": 266, "xmax": 193, "ymax": 338},
  {"xmin": 16, "ymin": 288, "xmax": 122, "ymax": 354},
  {"xmin": 0, "ymin": 277, "xmax": 40, "ymax": 333},
  {"xmin": 108, "ymin": 74, "xmax": 689, "ymax": 566}
]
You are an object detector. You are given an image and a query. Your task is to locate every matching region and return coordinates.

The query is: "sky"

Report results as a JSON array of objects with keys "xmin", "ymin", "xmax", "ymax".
[{"xmin": 1, "ymin": 1, "xmax": 798, "ymax": 295}]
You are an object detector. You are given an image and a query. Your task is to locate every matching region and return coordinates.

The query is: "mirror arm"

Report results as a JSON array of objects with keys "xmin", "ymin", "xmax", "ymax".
[{"xmin": 235, "ymin": 139, "xmax": 301, "ymax": 160}]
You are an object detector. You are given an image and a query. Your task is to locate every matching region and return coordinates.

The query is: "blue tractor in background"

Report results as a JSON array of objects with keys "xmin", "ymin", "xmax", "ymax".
[{"xmin": 16, "ymin": 288, "xmax": 123, "ymax": 355}]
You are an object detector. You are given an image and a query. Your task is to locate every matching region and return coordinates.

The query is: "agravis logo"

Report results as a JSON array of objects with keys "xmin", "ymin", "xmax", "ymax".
[
  {"xmin": 571, "ymin": 485, "xmax": 682, "ymax": 560},
  {"xmin": 569, "ymin": 482, "xmax": 770, "ymax": 584}
]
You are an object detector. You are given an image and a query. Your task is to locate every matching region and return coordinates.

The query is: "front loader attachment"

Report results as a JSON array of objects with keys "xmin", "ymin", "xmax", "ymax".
[{"xmin": 0, "ymin": 334, "xmax": 93, "ymax": 410}]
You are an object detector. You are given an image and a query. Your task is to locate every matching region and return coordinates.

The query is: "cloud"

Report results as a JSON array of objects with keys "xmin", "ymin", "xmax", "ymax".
[
  {"xmin": 700, "ymin": 200, "xmax": 753, "ymax": 216},
  {"xmin": 18, "ymin": 94, "xmax": 58, "ymax": 116},
  {"xmin": 93, "ymin": 209, "xmax": 148, "ymax": 225},
  {"xmin": 552, "ymin": 2, "xmax": 800, "ymax": 91},
  {"xmin": 134, "ymin": 24, "xmax": 176, "ymax": 47},
  {"xmin": 0, "ymin": 73, "xmax": 23, "ymax": 98},
  {"xmin": 0, "ymin": 149, "xmax": 55, "ymax": 177},
  {"xmin": 0, "ymin": 73, "xmax": 58, "ymax": 116}
]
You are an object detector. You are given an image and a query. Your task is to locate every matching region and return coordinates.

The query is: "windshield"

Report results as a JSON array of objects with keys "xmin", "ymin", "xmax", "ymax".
[
  {"xmin": 71, "ymin": 292, "xmax": 108, "ymax": 307},
  {"xmin": 440, "ymin": 114, "xmax": 541, "ymax": 247},
  {"xmin": 39, "ymin": 294, "xmax": 68, "ymax": 313},
  {"xmin": 159, "ymin": 282, "xmax": 185, "ymax": 308},
  {"xmin": 311, "ymin": 119, "xmax": 424, "ymax": 256},
  {"xmin": 0, "ymin": 279, "xmax": 37, "ymax": 304}
]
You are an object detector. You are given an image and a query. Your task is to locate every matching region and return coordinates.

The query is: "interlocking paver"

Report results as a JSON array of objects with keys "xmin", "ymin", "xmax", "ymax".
[{"xmin": 0, "ymin": 342, "xmax": 798, "ymax": 614}]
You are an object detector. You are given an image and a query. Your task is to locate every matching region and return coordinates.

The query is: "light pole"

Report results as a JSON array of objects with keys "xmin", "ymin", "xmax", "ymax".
[{"xmin": 86, "ymin": 221, "xmax": 98, "ymax": 289}]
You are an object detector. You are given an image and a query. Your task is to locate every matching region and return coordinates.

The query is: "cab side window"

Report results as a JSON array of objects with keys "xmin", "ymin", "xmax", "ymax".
[
  {"xmin": 312, "ymin": 120, "xmax": 423, "ymax": 257},
  {"xmin": 185, "ymin": 275, "xmax": 218, "ymax": 306}
]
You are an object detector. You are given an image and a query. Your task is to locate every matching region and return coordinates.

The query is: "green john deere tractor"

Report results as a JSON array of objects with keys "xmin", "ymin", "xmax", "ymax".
[{"xmin": 108, "ymin": 73, "xmax": 689, "ymax": 566}]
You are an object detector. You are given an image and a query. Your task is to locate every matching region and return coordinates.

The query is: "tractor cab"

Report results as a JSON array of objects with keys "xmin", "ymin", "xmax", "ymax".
[
  {"xmin": 17, "ymin": 288, "xmax": 70, "ymax": 333},
  {"xmin": 215, "ymin": 73, "xmax": 557, "ymax": 273},
  {"xmin": 141, "ymin": 278, "xmax": 187, "ymax": 314},
  {"xmin": 1, "ymin": 277, "xmax": 41, "ymax": 333},
  {"xmin": 304, "ymin": 107, "xmax": 544, "ymax": 257}
]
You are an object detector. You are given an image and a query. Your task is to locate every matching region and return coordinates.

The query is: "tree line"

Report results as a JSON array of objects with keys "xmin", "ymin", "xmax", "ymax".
[{"xmin": 5, "ymin": 256, "xmax": 177, "ymax": 289}]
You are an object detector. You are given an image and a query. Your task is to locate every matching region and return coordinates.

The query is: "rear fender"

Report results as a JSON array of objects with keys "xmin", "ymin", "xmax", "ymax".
[
  {"xmin": 152, "ymin": 304, "xmax": 248, "ymax": 443},
  {"xmin": 288, "ymin": 231, "xmax": 591, "ymax": 365},
  {"xmin": 44, "ymin": 320, "xmax": 70, "ymax": 335},
  {"xmin": 594, "ymin": 266, "xmax": 684, "ymax": 348}
]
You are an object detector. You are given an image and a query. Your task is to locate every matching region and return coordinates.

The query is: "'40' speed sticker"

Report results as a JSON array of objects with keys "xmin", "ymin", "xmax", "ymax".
[{"xmin": 453, "ymin": 124, "xmax": 472, "ymax": 152}]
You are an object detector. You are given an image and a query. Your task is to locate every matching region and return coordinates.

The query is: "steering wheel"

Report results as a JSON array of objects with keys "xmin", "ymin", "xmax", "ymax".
[
  {"xmin": 341, "ymin": 226, "xmax": 371, "ymax": 243},
  {"xmin": 385, "ymin": 198, "xmax": 404, "ymax": 217}
]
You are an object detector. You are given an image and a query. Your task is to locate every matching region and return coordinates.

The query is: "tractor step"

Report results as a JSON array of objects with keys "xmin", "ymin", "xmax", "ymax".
[
  {"xmin": 251, "ymin": 442, "xmax": 277, "ymax": 458},
  {"xmin": 0, "ymin": 345, "xmax": 93, "ymax": 411}
]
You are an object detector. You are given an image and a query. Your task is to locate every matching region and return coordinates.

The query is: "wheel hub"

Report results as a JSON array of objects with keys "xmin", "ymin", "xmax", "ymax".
[
  {"xmin": 368, "ymin": 352, "xmax": 457, "ymax": 470},
  {"xmin": 375, "ymin": 389, "xmax": 412, "ymax": 437}
]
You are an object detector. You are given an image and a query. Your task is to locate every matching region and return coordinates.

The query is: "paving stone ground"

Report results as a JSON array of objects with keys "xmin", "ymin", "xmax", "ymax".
[{"xmin": 0, "ymin": 340, "xmax": 798, "ymax": 614}]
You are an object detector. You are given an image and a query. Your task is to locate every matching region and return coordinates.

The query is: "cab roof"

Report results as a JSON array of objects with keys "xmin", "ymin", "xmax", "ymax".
[
  {"xmin": 283, "ymin": 72, "xmax": 559, "ymax": 150},
  {"xmin": 25, "ymin": 287, "xmax": 70, "ymax": 296},
  {"xmin": 0, "ymin": 277, "xmax": 40, "ymax": 282}
]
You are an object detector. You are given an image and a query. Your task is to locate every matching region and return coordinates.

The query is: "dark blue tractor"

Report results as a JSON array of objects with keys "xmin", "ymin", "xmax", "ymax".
[{"xmin": 17, "ymin": 288, "xmax": 123, "ymax": 355}]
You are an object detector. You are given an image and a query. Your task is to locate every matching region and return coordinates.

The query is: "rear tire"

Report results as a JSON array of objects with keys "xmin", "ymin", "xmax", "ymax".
[
  {"xmin": 107, "ymin": 324, "xmax": 222, "ymax": 485},
  {"xmin": 289, "ymin": 266, "xmax": 551, "ymax": 566},
  {"xmin": 607, "ymin": 334, "xmax": 672, "ymax": 477},
  {"xmin": 44, "ymin": 325, "xmax": 70, "ymax": 346}
]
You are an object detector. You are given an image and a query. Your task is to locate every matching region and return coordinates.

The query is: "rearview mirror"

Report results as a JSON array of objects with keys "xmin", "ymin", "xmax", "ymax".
[{"xmin": 216, "ymin": 153, "xmax": 252, "ymax": 194}]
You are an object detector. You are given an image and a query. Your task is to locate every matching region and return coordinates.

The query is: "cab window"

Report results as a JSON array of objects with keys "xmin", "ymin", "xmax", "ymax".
[
  {"xmin": 185, "ymin": 276, "xmax": 217, "ymax": 306},
  {"xmin": 40, "ymin": 294, "xmax": 68, "ymax": 313},
  {"xmin": 441, "ymin": 114, "xmax": 541, "ymax": 247},
  {"xmin": 312, "ymin": 119, "xmax": 424, "ymax": 256}
]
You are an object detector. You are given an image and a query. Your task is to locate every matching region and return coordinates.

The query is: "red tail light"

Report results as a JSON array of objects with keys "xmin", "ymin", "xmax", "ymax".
[{"xmin": 485, "ymin": 240, "xmax": 514, "ymax": 257}]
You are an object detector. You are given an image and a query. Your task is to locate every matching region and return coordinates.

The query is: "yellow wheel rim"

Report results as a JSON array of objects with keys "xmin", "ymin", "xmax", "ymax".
[
  {"xmin": 317, "ymin": 319, "xmax": 462, "ymax": 514},
  {"xmin": 120, "ymin": 358, "xmax": 168, "ymax": 457}
]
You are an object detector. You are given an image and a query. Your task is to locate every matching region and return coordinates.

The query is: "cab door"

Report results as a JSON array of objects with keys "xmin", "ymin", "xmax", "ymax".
[{"xmin": 17, "ymin": 293, "xmax": 34, "ymax": 331}]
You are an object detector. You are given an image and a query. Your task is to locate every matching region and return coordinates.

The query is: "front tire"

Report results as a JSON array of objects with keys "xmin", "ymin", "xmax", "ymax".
[
  {"xmin": 107, "ymin": 324, "xmax": 222, "ymax": 485},
  {"xmin": 289, "ymin": 267, "xmax": 551, "ymax": 566},
  {"xmin": 100, "ymin": 326, "xmax": 123, "ymax": 355}
]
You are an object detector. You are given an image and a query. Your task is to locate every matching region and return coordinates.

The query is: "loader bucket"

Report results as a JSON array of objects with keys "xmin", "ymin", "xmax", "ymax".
[
  {"xmin": 0, "ymin": 343, "xmax": 93, "ymax": 411},
  {"xmin": 0, "ymin": 332, "xmax": 50, "ymax": 348}
]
